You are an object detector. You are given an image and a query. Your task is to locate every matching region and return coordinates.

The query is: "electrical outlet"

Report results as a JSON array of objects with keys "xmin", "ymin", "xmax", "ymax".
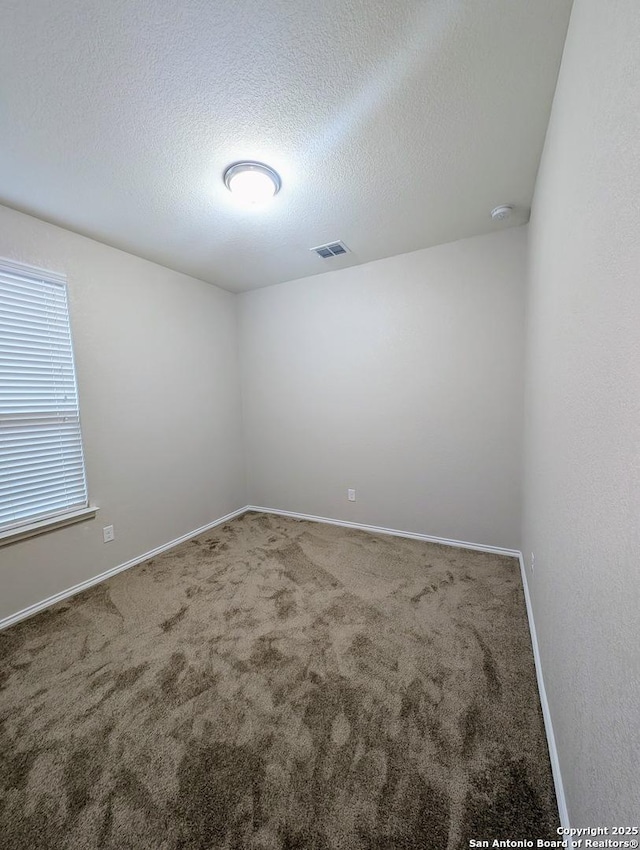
[
  {"xmin": 531, "ymin": 552, "xmax": 535, "ymax": 574},
  {"xmin": 347, "ymin": 489, "xmax": 356, "ymax": 502},
  {"xmin": 103, "ymin": 525, "xmax": 115, "ymax": 543}
]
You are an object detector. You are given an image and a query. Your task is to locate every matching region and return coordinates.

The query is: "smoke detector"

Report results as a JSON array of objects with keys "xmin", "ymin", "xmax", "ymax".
[
  {"xmin": 311, "ymin": 241, "xmax": 350, "ymax": 259},
  {"xmin": 491, "ymin": 205, "xmax": 514, "ymax": 221}
]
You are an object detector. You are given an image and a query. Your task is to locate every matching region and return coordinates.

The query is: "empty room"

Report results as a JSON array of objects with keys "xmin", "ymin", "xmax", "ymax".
[{"xmin": 0, "ymin": 0, "xmax": 638, "ymax": 846}]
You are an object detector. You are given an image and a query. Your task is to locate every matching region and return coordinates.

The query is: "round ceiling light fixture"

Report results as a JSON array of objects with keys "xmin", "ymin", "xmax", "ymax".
[{"xmin": 223, "ymin": 161, "xmax": 281, "ymax": 206}]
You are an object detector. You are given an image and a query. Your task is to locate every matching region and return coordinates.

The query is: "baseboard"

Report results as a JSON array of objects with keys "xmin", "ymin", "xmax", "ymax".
[
  {"xmin": 246, "ymin": 505, "xmax": 521, "ymax": 558},
  {"xmin": 517, "ymin": 553, "xmax": 571, "ymax": 833},
  {"xmin": 0, "ymin": 505, "xmax": 251, "ymax": 632}
]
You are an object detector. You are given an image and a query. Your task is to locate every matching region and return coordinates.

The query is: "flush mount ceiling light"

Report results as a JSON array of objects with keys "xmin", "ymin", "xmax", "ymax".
[{"xmin": 223, "ymin": 161, "xmax": 281, "ymax": 206}]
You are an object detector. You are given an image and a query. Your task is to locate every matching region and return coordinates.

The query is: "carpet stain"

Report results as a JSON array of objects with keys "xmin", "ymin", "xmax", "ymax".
[{"xmin": 0, "ymin": 512, "xmax": 557, "ymax": 848}]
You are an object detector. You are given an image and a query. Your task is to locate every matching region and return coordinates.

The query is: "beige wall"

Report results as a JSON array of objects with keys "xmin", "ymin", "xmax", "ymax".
[
  {"xmin": 0, "ymin": 204, "xmax": 246, "ymax": 621},
  {"xmin": 522, "ymin": 0, "xmax": 640, "ymax": 824},
  {"xmin": 240, "ymin": 227, "xmax": 526, "ymax": 549}
]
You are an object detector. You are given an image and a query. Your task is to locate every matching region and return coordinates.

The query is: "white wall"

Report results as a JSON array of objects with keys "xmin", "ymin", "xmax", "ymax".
[
  {"xmin": 0, "ymin": 204, "xmax": 246, "ymax": 621},
  {"xmin": 522, "ymin": 0, "xmax": 640, "ymax": 824},
  {"xmin": 240, "ymin": 227, "xmax": 526, "ymax": 549}
]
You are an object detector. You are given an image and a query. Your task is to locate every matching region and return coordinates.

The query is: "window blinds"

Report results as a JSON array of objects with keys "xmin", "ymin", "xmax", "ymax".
[{"xmin": 0, "ymin": 261, "xmax": 88, "ymax": 531}]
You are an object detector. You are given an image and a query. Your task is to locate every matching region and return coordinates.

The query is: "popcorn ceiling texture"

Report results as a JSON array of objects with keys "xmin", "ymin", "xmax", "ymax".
[
  {"xmin": 0, "ymin": 513, "xmax": 557, "ymax": 848},
  {"xmin": 0, "ymin": 0, "xmax": 571, "ymax": 291}
]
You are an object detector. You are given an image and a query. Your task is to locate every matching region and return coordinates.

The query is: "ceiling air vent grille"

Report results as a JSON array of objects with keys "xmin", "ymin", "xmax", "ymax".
[{"xmin": 311, "ymin": 241, "xmax": 350, "ymax": 259}]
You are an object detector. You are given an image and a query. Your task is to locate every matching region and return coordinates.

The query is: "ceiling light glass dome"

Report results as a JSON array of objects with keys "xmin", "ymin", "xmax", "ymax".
[{"xmin": 223, "ymin": 162, "xmax": 281, "ymax": 206}]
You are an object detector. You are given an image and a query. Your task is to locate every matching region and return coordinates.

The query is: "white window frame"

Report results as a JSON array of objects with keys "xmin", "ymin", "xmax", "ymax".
[{"xmin": 0, "ymin": 258, "xmax": 96, "ymax": 546}]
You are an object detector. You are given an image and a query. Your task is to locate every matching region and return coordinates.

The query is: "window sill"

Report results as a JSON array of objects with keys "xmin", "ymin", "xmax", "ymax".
[{"xmin": 0, "ymin": 506, "xmax": 99, "ymax": 548}]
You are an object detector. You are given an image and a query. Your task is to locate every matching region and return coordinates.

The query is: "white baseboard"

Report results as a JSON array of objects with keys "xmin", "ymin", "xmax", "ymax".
[
  {"xmin": 246, "ymin": 505, "xmax": 521, "ymax": 558},
  {"xmin": 517, "ymin": 553, "xmax": 571, "ymax": 833},
  {"xmin": 0, "ymin": 501, "xmax": 569, "ymax": 832},
  {"xmin": 0, "ymin": 505, "xmax": 250, "ymax": 632}
]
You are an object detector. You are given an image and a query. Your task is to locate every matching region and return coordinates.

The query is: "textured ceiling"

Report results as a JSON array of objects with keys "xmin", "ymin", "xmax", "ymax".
[{"xmin": 1, "ymin": 0, "xmax": 572, "ymax": 292}]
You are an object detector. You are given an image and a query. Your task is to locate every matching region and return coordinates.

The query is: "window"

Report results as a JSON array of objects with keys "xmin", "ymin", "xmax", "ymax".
[{"xmin": 0, "ymin": 259, "xmax": 93, "ymax": 541}]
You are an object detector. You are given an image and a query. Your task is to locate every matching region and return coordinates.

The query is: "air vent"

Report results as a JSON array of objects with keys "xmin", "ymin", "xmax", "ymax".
[{"xmin": 311, "ymin": 241, "xmax": 350, "ymax": 259}]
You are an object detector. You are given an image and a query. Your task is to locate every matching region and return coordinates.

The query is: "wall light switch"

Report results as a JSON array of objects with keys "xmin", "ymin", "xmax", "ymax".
[
  {"xmin": 103, "ymin": 525, "xmax": 115, "ymax": 543},
  {"xmin": 348, "ymin": 489, "xmax": 356, "ymax": 502}
]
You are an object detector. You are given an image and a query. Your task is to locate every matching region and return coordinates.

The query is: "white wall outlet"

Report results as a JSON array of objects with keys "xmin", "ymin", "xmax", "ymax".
[
  {"xmin": 103, "ymin": 525, "xmax": 115, "ymax": 543},
  {"xmin": 531, "ymin": 552, "xmax": 535, "ymax": 574},
  {"xmin": 347, "ymin": 489, "xmax": 356, "ymax": 501}
]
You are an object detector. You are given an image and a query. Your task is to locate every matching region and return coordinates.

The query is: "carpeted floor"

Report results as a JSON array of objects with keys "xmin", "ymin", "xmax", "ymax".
[{"xmin": 0, "ymin": 511, "xmax": 557, "ymax": 849}]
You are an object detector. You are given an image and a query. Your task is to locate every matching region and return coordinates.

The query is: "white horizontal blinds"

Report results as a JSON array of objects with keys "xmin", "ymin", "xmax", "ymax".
[{"xmin": 0, "ymin": 263, "xmax": 88, "ymax": 530}]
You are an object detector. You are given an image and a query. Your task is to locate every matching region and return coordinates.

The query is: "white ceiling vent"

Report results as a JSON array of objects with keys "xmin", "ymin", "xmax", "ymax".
[{"xmin": 311, "ymin": 241, "xmax": 350, "ymax": 259}]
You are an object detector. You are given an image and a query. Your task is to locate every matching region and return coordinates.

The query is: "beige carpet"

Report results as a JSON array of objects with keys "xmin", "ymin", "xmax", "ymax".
[{"xmin": 0, "ymin": 511, "xmax": 557, "ymax": 849}]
